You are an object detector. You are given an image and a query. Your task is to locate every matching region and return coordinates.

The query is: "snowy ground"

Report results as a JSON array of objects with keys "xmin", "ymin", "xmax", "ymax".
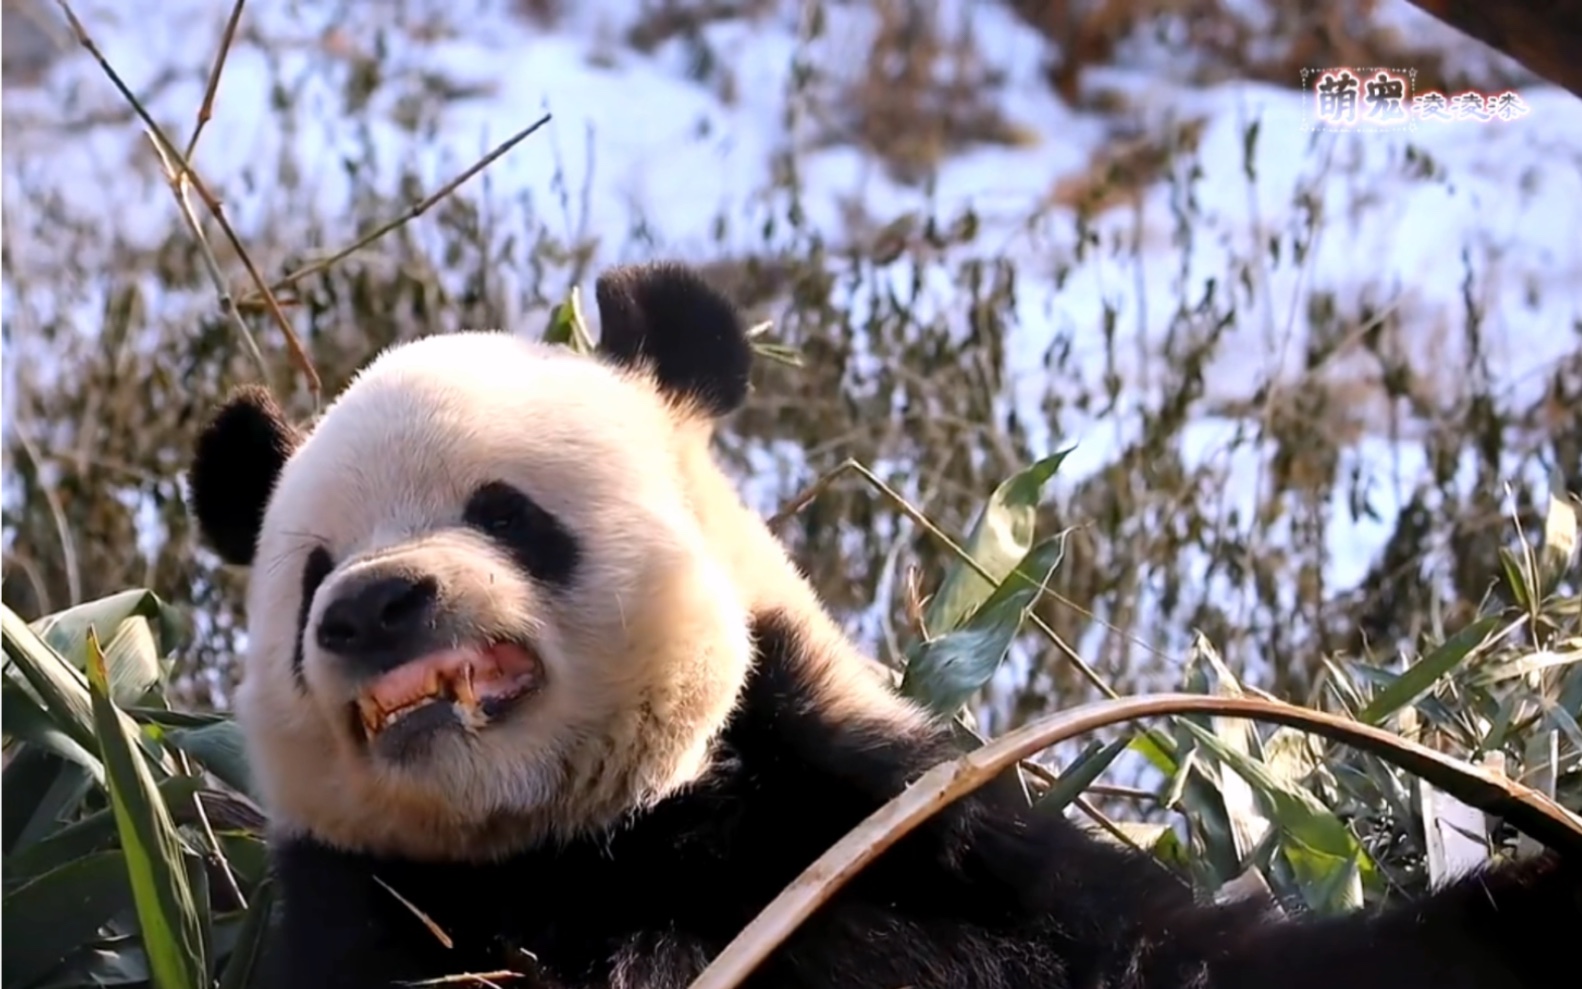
[{"xmin": 4, "ymin": 0, "xmax": 1580, "ymax": 716}]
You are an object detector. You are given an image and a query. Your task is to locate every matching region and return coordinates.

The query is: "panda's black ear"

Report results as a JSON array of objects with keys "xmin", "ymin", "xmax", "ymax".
[
  {"xmin": 593, "ymin": 261, "xmax": 752, "ymax": 418},
  {"xmin": 187, "ymin": 385, "xmax": 302, "ymax": 567}
]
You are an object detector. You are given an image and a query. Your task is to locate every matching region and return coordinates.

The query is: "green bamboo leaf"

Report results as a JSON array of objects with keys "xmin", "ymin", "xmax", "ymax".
[
  {"xmin": 1180, "ymin": 720, "xmax": 1373, "ymax": 912},
  {"xmin": 41, "ymin": 906, "xmax": 265, "ymax": 989},
  {"xmin": 215, "ymin": 834, "xmax": 271, "ymax": 888},
  {"xmin": 1497, "ymin": 546, "xmax": 1533, "ymax": 611},
  {"xmin": 6, "ymin": 776, "xmax": 206, "ymax": 887},
  {"xmin": 901, "ymin": 534, "xmax": 1066, "ymax": 716},
  {"xmin": 1140, "ymin": 665, "xmax": 1243, "ymax": 883},
  {"xmin": 127, "ymin": 708, "xmax": 229, "ymax": 729},
  {"xmin": 1286, "ymin": 846, "xmax": 1363, "ymax": 915},
  {"xmin": 217, "ymin": 880, "xmax": 277, "ymax": 989},
  {"xmin": 923, "ymin": 449, "xmax": 1073, "ymax": 637},
  {"xmin": 1357, "ymin": 614, "xmax": 1508, "ymax": 725},
  {"xmin": 85, "ymin": 628, "xmax": 207, "ymax": 989},
  {"xmin": 4, "ymin": 759, "xmax": 98, "ymax": 863},
  {"xmin": 3, "ymin": 749, "xmax": 70, "ymax": 858},
  {"xmin": 3, "ymin": 606, "xmax": 102, "ymax": 757},
  {"xmin": 1143, "ymin": 823, "xmax": 1192, "ymax": 873},
  {"xmin": 189, "ymin": 851, "xmax": 213, "ymax": 979},
  {"xmin": 1, "ymin": 675, "xmax": 104, "ymax": 782},
  {"xmin": 1128, "ymin": 731, "xmax": 1181, "ymax": 776},
  {"xmin": 543, "ymin": 285, "xmax": 594, "ymax": 354},
  {"xmin": 29, "ymin": 588, "xmax": 183, "ymax": 705},
  {"xmin": 166, "ymin": 721, "xmax": 255, "ymax": 799},
  {"xmin": 4, "ymin": 605, "xmax": 173, "ymax": 778},
  {"xmin": 27, "ymin": 935, "xmax": 151, "ymax": 988},
  {"xmin": 1187, "ymin": 635, "xmax": 1270, "ymax": 861},
  {"xmin": 1, "ymin": 850, "xmax": 136, "ymax": 989},
  {"xmin": 1032, "ymin": 736, "xmax": 1129, "ymax": 813},
  {"xmin": 1164, "ymin": 729, "xmax": 1242, "ymax": 883}
]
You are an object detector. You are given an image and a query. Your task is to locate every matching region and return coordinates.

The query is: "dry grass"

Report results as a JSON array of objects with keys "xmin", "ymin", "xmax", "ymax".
[{"xmin": 808, "ymin": 0, "xmax": 1040, "ymax": 185}]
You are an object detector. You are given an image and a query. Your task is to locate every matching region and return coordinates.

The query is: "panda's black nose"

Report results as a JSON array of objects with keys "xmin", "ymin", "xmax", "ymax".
[{"xmin": 315, "ymin": 574, "xmax": 439, "ymax": 669}]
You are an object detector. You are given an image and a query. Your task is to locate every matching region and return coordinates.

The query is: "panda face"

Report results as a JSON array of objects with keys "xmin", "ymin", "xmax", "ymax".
[
  {"xmin": 190, "ymin": 265, "xmax": 768, "ymax": 859},
  {"xmin": 236, "ymin": 334, "xmax": 754, "ymax": 856}
]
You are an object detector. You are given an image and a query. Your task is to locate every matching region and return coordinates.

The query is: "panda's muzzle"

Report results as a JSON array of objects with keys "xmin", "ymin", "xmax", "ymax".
[{"xmin": 314, "ymin": 572, "xmax": 544, "ymax": 747}]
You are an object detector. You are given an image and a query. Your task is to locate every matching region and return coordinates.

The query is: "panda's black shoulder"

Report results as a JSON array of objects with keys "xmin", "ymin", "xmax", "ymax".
[{"xmin": 698, "ymin": 609, "xmax": 1199, "ymax": 927}]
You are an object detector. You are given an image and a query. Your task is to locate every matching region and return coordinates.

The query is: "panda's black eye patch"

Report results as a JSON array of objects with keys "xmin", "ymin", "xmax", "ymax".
[
  {"xmin": 293, "ymin": 546, "xmax": 334, "ymax": 689},
  {"xmin": 463, "ymin": 481, "xmax": 580, "ymax": 587}
]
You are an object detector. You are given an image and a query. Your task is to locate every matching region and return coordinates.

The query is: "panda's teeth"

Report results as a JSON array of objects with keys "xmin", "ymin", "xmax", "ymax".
[
  {"xmin": 353, "ymin": 644, "xmax": 532, "ymax": 742},
  {"xmin": 453, "ymin": 664, "xmax": 479, "ymax": 709},
  {"xmin": 358, "ymin": 697, "xmax": 383, "ymax": 737}
]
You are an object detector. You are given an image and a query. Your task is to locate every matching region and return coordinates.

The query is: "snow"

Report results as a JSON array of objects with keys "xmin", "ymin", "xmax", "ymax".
[{"xmin": 3, "ymin": 0, "xmax": 1579, "ymax": 722}]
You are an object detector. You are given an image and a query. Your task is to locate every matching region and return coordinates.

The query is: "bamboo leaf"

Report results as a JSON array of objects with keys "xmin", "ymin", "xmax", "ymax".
[
  {"xmin": 29, "ymin": 588, "xmax": 183, "ymax": 706},
  {"xmin": 1357, "ymin": 614, "xmax": 1508, "ymax": 726},
  {"xmin": 1183, "ymin": 720, "xmax": 1371, "ymax": 912},
  {"xmin": 1031, "ymin": 736, "xmax": 1129, "ymax": 813},
  {"xmin": 85, "ymin": 629, "xmax": 208, "ymax": 989},
  {"xmin": 901, "ymin": 534, "xmax": 1066, "ymax": 716},
  {"xmin": 166, "ymin": 721, "xmax": 255, "ymax": 800},
  {"xmin": 1541, "ymin": 484, "xmax": 1579, "ymax": 593},
  {"xmin": 2, "ymin": 757, "xmax": 97, "ymax": 863},
  {"xmin": 3, "ymin": 606, "xmax": 102, "ymax": 757},
  {"xmin": 216, "ymin": 880, "xmax": 277, "ymax": 989},
  {"xmin": 922, "ymin": 450, "xmax": 1072, "ymax": 637},
  {"xmin": 6, "ymin": 776, "xmax": 206, "ymax": 887},
  {"xmin": 1, "ymin": 850, "xmax": 136, "ymax": 989},
  {"xmin": 544, "ymin": 285, "xmax": 595, "ymax": 354}
]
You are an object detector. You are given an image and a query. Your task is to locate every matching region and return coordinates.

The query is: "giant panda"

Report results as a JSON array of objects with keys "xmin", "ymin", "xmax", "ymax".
[{"xmin": 187, "ymin": 260, "xmax": 1578, "ymax": 989}]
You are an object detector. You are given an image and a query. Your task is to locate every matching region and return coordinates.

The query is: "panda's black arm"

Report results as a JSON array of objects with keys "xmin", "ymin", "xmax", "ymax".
[
  {"xmin": 1188, "ymin": 849, "xmax": 1579, "ymax": 989},
  {"xmin": 909, "ymin": 770, "xmax": 1580, "ymax": 989},
  {"xmin": 266, "ymin": 838, "xmax": 453, "ymax": 989},
  {"xmin": 898, "ymin": 798, "xmax": 1579, "ymax": 989}
]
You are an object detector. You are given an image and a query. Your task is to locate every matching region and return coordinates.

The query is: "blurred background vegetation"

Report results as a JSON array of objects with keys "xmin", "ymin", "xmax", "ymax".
[
  {"xmin": 3, "ymin": 0, "xmax": 1573, "ymax": 713},
  {"xmin": 2, "ymin": 1, "xmax": 1580, "ymax": 984}
]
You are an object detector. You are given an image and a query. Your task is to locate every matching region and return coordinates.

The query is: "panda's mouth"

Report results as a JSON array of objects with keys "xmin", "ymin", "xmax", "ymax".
[{"xmin": 349, "ymin": 640, "xmax": 544, "ymax": 746}]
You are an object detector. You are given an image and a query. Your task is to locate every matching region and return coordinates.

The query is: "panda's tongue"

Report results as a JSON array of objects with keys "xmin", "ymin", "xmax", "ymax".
[{"xmin": 361, "ymin": 642, "xmax": 541, "ymax": 720}]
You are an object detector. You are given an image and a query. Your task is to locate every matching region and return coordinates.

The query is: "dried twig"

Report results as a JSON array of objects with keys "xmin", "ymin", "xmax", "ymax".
[
  {"xmin": 236, "ymin": 113, "xmax": 554, "ymax": 311},
  {"xmin": 185, "ymin": 0, "xmax": 249, "ymax": 159},
  {"xmin": 145, "ymin": 131, "xmax": 269, "ymax": 381},
  {"xmin": 403, "ymin": 973, "xmax": 527, "ymax": 987},
  {"xmin": 52, "ymin": 0, "xmax": 321, "ymax": 399}
]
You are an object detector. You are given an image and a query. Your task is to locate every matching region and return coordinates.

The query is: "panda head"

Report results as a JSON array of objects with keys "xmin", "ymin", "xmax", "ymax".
[{"xmin": 187, "ymin": 263, "xmax": 765, "ymax": 860}]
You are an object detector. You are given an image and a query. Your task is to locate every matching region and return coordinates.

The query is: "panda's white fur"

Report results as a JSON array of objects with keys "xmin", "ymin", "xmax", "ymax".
[
  {"xmin": 233, "ymin": 325, "xmax": 923, "ymax": 863},
  {"xmin": 188, "ymin": 261, "xmax": 1577, "ymax": 989}
]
